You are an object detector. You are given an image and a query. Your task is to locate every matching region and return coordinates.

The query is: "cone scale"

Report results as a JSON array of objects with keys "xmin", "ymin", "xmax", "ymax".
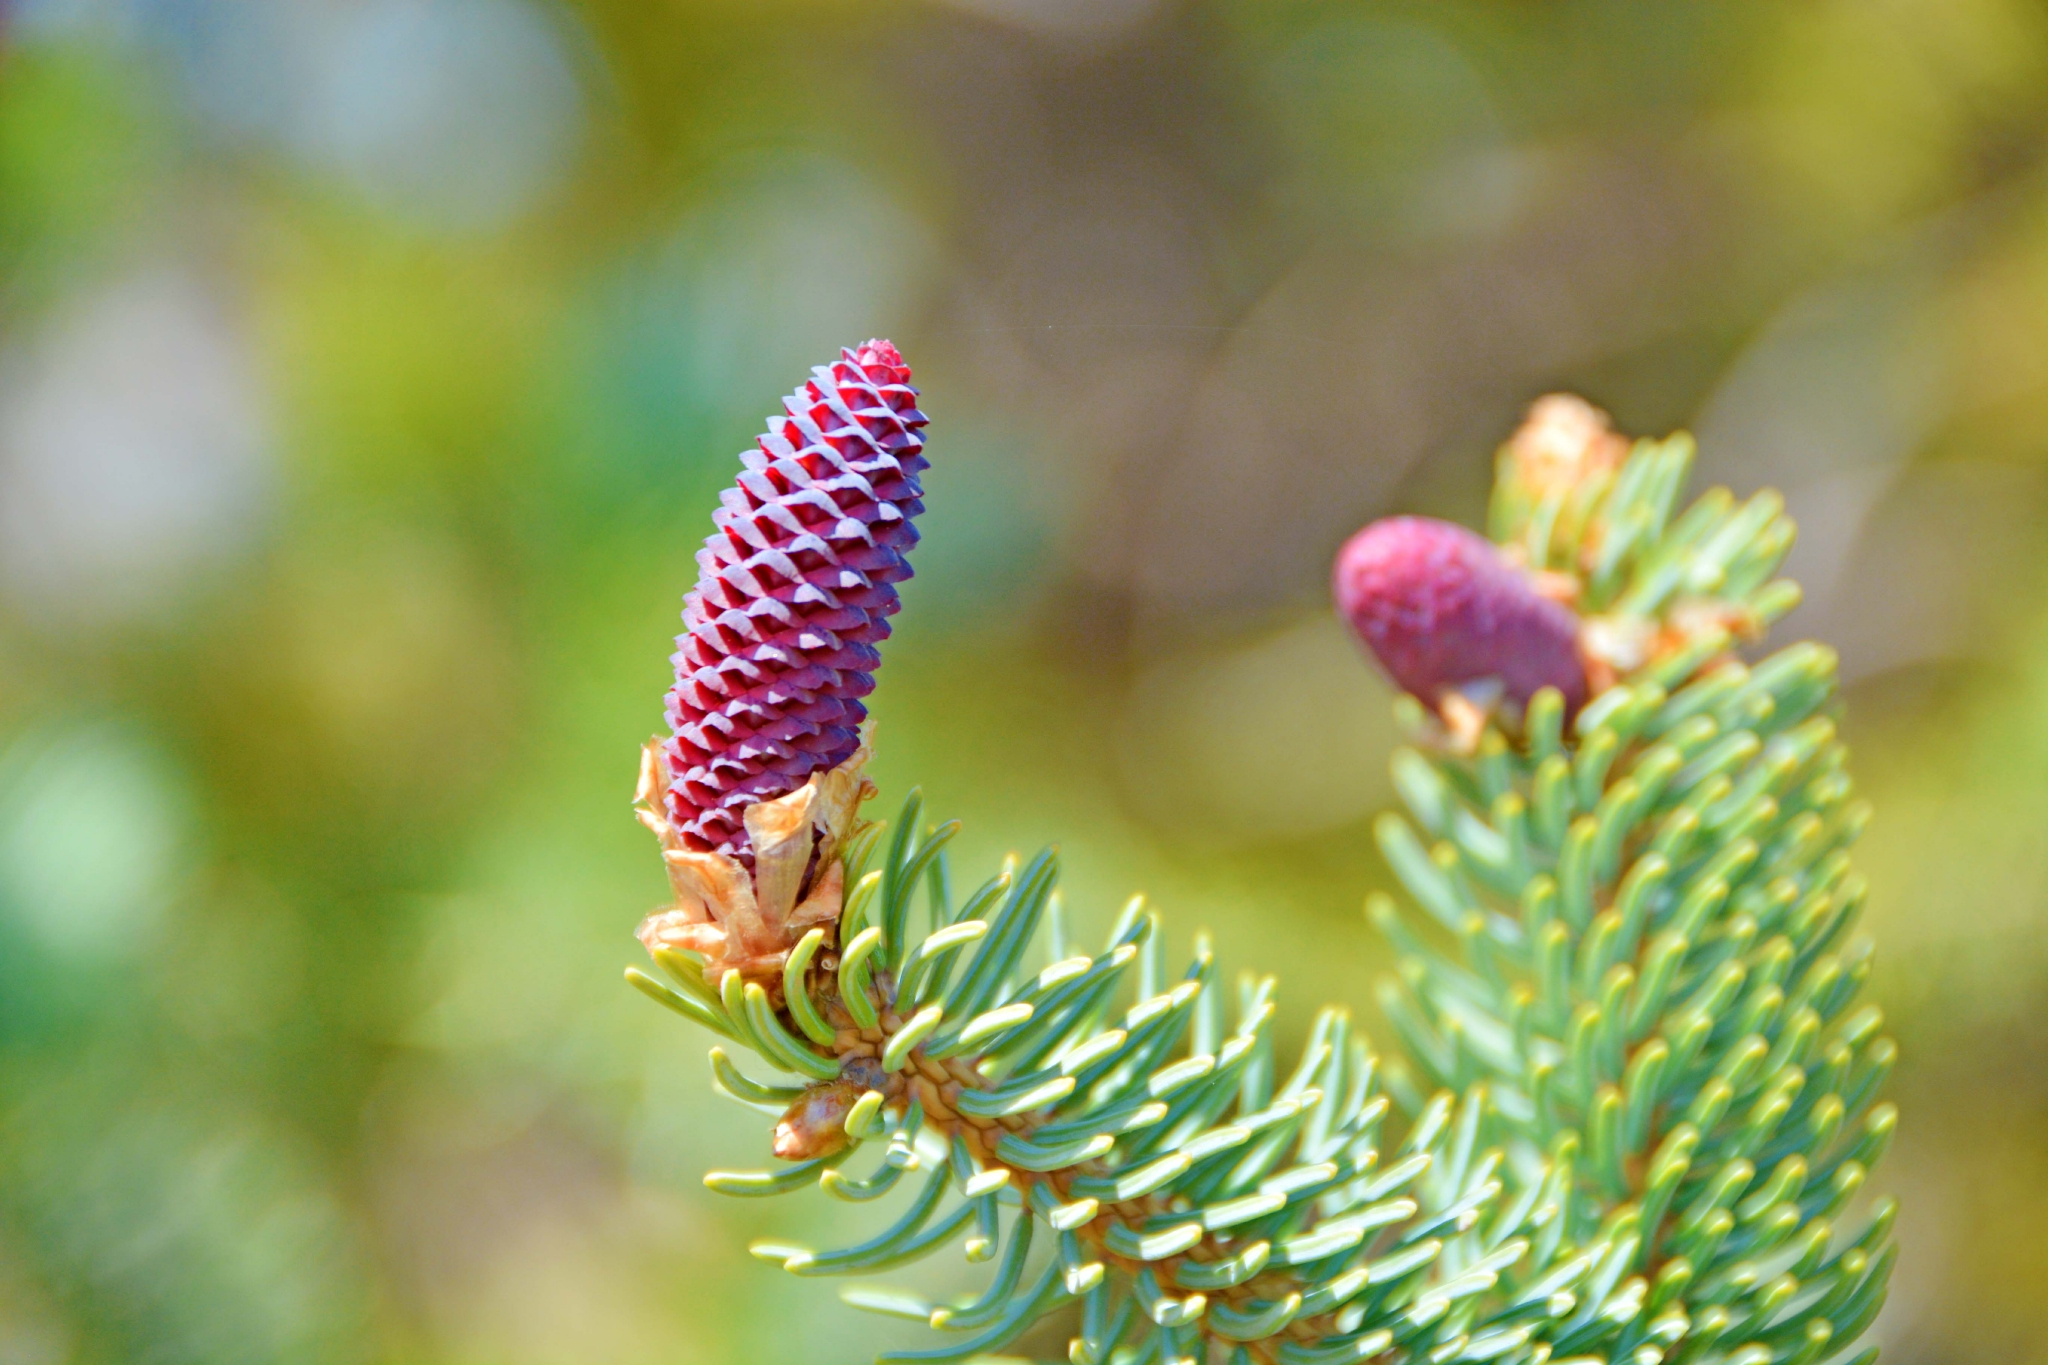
[{"xmin": 662, "ymin": 339, "xmax": 927, "ymax": 861}]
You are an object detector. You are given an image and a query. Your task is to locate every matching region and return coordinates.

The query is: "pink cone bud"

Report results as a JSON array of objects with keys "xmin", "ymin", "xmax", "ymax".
[
  {"xmin": 1333, "ymin": 516, "xmax": 1588, "ymax": 714},
  {"xmin": 662, "ymin": 341, "xmax": 928, "ymax": 859}
]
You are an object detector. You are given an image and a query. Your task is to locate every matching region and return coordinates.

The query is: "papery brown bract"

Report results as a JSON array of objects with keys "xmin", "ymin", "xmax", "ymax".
[
  {"xmin": 634, "ymin": 737, "xmax": 875, "ymax": 986},
  {"xmin": 1506, "ymin": 393, "xmax": 1628, "ymax": 501},
  {"xmin": 771, "ymin": 1057, "xmax": 889, "ymax": 1161},
  {"xmin": 772, "ymin": 1080, "xmax": 861, "ymax": 1161}
]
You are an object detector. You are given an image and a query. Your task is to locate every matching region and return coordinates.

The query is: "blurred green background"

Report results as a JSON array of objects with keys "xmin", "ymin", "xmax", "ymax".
[{"xmin": 1, "ymin": 1, "xmax": 2045, "ymax": 1361}]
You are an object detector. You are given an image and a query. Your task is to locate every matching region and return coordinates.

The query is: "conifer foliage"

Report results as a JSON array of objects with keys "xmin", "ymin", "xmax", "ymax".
[{"xmin": 626, "ymin": 361, "xmax": 1895, "ymax": 1365}]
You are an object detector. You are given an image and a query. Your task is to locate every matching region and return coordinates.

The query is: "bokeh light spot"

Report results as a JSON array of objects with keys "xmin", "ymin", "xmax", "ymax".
[
  {"xmin": 0, "ymin": 718, "xmax": 192, "ymax": 959},
  {"xmin": 0, "ymin": 267, "xmax": 271, "ymax": 628}
]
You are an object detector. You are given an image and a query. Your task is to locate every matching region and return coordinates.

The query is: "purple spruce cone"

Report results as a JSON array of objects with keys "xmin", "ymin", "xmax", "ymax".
[
  {"xmin": 1333, "ymin": 516, "xmax": 1588, "ymax": 715},
  {"xmin": 662, "ymin": 340, "xmax": 927, "ymax": 859}
]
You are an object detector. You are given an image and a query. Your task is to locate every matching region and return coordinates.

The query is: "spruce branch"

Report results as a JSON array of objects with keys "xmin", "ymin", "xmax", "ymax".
[{"xmin": 625, "ymin": 364, "xmax": 1895, "ymax": 1365}]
